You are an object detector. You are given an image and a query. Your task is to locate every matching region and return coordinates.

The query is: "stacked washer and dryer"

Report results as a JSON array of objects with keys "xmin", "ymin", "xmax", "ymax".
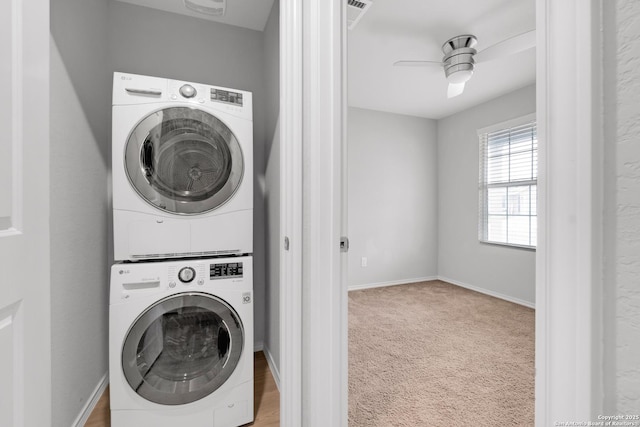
[{"xmin": 109, "ymin": 72, "xmax": 255, "ymax": 427}]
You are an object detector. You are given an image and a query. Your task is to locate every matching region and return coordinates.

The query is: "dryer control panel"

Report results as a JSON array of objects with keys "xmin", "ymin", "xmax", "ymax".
[
  {"xmin": 210, "ymin": 88, "xmax": 244, "ymax": 106},
  {"xmin": 112, "ymin": 72, "xmax": 253, "ymax": 121}
]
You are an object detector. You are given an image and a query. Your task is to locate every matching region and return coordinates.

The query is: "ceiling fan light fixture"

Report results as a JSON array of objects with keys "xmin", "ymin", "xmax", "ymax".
[
  {"xmin": 447, "ymin": 68, "xmax": 473, "ymax": 84},
  {"xmin": 394, "ymin": 30, "xmax": 536, "ymax": 99},
  {"xmin": 442, "ymin": 40, "xmax": 476, "ymax": 88},
  {"xmin": 442, "ymin": 35, "xmax": 478, "ymax": 55},
  {"xmin": 444, "ymin": 60, "xmax": 475, "ymax": 82}
]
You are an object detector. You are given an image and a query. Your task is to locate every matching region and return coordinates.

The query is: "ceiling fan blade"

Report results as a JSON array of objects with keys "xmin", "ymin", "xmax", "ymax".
[
  {"xmin": 474, "ymin": 29, "xmax": 536, "ymax": 63},
  {"xmin": 393, "ymin": 60, "xmax": 442, "ymax": 67},
  {"xmin": 447, "ymin": 82, "xmax": 465, "ymax": 98}
]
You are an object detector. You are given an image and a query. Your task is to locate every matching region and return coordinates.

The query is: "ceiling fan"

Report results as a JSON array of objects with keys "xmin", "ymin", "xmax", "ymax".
[{"xmin": 393, "ymin": 30, "xmax": 536, "ymax": 98}]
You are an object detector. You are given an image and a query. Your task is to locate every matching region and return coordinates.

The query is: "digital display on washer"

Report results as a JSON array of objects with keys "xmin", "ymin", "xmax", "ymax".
[
  {"xmin": 210, "ymin": 89, "xmax": 243, "ymax": 106},
  {"xmin": 210, "ymin": 262, "xmax": 243, "ymax": 279}
]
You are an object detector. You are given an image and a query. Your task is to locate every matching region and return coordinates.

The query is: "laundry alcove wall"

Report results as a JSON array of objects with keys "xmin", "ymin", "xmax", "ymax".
[
  {"xmin": 50, "ymin": 0, "xmax": 111, "ymax": 426},
  {"xmin": 50, "ymin": 0, "xmax": 280, "ymax": 425}
]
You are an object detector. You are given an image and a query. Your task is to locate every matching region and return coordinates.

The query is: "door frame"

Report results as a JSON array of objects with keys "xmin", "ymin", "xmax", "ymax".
[
  {"xmin": 279, "ymin": 0, "xmax": 347, "ymax": 425},
  {"xmin": 535, "ymin": 0, "xmax": 604, "ymax": 422},
  {"xmin": 279, "ymin": 0, "xmax": 605, "ymax": 425},
  {"xmin": 279, "ymin": 0, "xmax": 303, "ymax": 425}
]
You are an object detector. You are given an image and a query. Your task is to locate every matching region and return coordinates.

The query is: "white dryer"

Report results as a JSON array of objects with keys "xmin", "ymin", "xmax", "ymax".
[
  {"xmin": 109, "ymin": 256, "xmax": 254, "ymax": 427},
  {"xmin": 112, "ymin": 72, "xmax": 253, "ymax": 261}
]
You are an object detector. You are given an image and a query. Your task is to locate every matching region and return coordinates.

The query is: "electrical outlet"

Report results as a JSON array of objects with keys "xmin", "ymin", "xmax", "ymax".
[{"xmin": 361, "ymin": 257, "xmax": 367, "ymax": 267}]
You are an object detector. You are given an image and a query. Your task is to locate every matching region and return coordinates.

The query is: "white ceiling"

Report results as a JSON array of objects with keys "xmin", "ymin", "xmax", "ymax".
[
  {"xmin": 348, "ymin": 0, "xmax": 536, "ymax": 119},
  {"xmin": 114, "ymin": 0, "xmax": 276, "ymax": 31}
]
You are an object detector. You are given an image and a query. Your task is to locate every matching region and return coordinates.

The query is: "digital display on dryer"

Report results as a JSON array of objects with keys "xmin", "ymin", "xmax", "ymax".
[
  {"xmin": 210, "ymin": 262, "xmax": 243, "ymax": 279},
  {"xmin": 211, "ymin": 89, "xmax": 243, "ymax": 106}
]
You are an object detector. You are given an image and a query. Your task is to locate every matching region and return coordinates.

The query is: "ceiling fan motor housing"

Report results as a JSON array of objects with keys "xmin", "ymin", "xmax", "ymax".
[{"xmin": 442, "ymin": 35, "xmax": 477, "ymax": 83}]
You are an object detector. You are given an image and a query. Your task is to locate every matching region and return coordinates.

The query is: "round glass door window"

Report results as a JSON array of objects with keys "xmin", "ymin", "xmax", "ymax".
[
  {"xmin": 124, "ymin": 107, "xmax": 244, "ymax": 215},
  {"xmin": 121, "ymin": 293, "xmax": 244, "ymax": 405}
]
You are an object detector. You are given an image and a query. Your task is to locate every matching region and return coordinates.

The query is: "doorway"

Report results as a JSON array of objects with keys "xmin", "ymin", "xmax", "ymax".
[
  {"xmin": 278, "ymin": 0, "xmax": 603, "ymax": 425},
  {"xmin": 346, "ymin": 1, "xmax": 536, "ymax": 424}
]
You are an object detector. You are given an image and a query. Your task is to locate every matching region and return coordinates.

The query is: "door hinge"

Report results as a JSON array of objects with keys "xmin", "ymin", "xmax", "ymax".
[
  {"xmin": 340, "ymin": 237, "xmax": 349, "ymax": 253},
  {"xmin": 284, "ymin": 236, "xmax": 290, "ymax": 251}
]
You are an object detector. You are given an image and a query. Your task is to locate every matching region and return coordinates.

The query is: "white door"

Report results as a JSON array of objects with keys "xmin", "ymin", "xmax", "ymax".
[{"xmin": 0, "ymin": 0, "xmax": 51, "ymax": 426}]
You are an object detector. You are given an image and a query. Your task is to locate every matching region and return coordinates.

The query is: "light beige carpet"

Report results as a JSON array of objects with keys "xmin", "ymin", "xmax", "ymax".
[{"xmin": 349, "ymin": 280, "xmax": 534, "ymax": 426}]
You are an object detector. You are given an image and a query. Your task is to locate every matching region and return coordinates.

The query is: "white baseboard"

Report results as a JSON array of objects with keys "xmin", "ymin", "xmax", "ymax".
[
  {"xmin": 348, "ymin": 276, "xmax": 438, "ymax": 292},
  {"xmin": 438, "ymin": 275, "xmax": 535, "ymax": 309},
  {"xmin": 72, "ymin": 372, "xmax": 108, "ymax": 427},
  {"xmin": 262, "ymin": 344, "xmax": 281, "ymax": 391},
  {"xmin": 254, "ymin": 341, "xmax": 264, "ymax": 352}
]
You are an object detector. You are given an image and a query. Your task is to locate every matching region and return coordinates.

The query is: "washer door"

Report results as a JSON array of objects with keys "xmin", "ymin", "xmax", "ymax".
[
  {"xmin": 124, "ymin": 106, "xmax": 244, "ymax": 215},
  {"xmin": 122, "ymin": 292, "xmax": 244, "ymax": 405}
]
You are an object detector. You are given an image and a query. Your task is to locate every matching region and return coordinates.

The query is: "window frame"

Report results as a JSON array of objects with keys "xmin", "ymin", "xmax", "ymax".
[{"xmin": 478, "ymin": 113, "xmax": 537, "ymax": 250}]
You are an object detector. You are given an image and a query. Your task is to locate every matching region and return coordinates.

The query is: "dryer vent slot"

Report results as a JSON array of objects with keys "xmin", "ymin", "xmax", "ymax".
[
  {"xmin": 123, "ymin": 281, "xmax": 160, "ymax": 291},
  {"xmin": 131, "ymin": 249, "xmax": 239, "ymax": 259}
]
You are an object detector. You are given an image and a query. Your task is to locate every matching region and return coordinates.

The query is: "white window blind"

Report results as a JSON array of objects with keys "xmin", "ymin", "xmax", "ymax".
[{"xmin": 479, "ymin": 118, "xmax": 537, "ymax": 248}]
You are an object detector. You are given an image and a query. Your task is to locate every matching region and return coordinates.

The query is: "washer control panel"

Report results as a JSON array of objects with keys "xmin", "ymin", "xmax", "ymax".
[
  {"xmin": 210, "ymin": 262, "xmax": 243, "ymax": 280},
  {"xmin": 112, "ymin": 257, "xmax": 251, "ymax": 302}
]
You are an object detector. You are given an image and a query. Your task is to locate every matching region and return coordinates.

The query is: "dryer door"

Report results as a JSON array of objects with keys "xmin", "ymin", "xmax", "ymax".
[
  {"xmin": 121, "ymin": 292, "xmax": 244, "ymax": 405},
  {"xmin": 124, "ymin": 106, "xmax": 244, "ymax": 215}
]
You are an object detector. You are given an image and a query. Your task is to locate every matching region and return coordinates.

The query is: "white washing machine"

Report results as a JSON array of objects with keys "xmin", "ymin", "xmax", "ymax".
[
  {"xmin": 109, "ymin": 256, "xmax": 254, "ymax": 427},
  {"xmin": 112, "ymin": 72, "xmax": 253, "ymax": 261}
]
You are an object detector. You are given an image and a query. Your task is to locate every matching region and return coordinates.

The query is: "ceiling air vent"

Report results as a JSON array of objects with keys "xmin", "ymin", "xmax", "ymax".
[
  {"xmin": 347, "ymin": 0, "xmax": 372, "ymax": 30},
  {"xmin": 184, "ymin": 0, "xmax": 226, "ymax": 16}
]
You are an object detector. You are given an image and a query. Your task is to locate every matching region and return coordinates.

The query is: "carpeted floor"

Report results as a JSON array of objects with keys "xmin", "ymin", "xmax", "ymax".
[{"xmin": 348, "ymin": 280, "xmax": 535, "ymax": 426}]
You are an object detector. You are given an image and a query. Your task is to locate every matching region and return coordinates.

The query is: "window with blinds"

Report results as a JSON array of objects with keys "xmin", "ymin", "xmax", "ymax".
[{"xmin": 478, "ymin": 117, "xmax": 537, "ymax": 248}]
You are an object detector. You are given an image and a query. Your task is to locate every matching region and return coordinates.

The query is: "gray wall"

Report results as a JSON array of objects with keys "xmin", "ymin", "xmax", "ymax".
[
  {"xmin": 265, "ymin": 119, "xmax": 281, "ymax": 380},
  {"xmin": 347, "ymin": 107, "xmax": 438, "ymax": 289},
  {"xmin": 263, "ymin": 1, "xmax": 281, "ymax": 378},
  {"xmin": 437, "ymin": 84, "xmax": 536, "ymax": 305},
  {"xmin": 603, "ymin": 0, "xmax": 640, "ymax": 412},
  {"xmin": 50, "ymin": 0, "xmax": 111, "ymax": 425},
  {"xmin": 263, "ymin": 0, "xmax": 280, "ymax": 158},
  {"xmin": 108, "ymin": 1, "xmax": 269, "ymax": 348}
]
